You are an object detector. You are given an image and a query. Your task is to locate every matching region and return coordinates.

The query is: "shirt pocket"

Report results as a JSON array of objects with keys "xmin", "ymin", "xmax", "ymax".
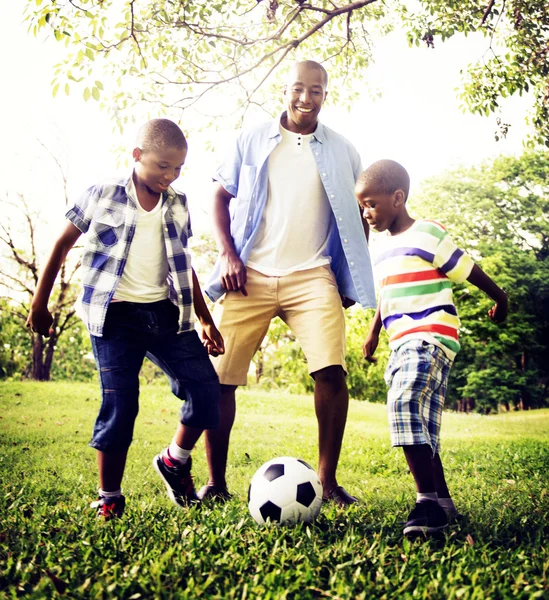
[{"xmin": 90, "ymin": 207, "xmax": 126, "ymax": 248}]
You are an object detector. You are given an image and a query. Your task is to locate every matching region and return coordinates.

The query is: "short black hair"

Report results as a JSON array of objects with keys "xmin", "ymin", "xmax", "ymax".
[
  {"xmin": 292, "ymin": 60, "xmax": 328, "ymax": 87},
  {"xmin": 356, "ymin": 159, "xmax": 410, "ymax": 200},
  {"xmin": 136, "ymin": 119, "xmax": 187, "ymax": 153}
]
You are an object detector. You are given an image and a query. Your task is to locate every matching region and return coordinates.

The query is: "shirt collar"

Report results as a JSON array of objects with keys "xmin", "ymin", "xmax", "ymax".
[
  {"xmin": 124, "ymin": 169, "xmax": 178, "ymax": 206},
  {"xmin": 272, "ymin": 112, "xmax": 326, "ymax": 144}
]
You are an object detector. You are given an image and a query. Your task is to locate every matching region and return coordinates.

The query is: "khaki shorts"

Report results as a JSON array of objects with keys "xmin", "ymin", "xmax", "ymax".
[{"xmin": 211, "ymin": 265, "xmax": 346, "ymax": 386}]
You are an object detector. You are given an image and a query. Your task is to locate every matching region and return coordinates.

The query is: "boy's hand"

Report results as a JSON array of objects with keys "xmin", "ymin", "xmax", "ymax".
[
  {"xmin": 220, "ymin": 253, "xmax": 248, "ymax": 296},
  {"xmin": 200, "ymin": 321, "xmax": 225, "ymax": 357},
  {"xmin": 26, "ymin": 306, "xmax": 54, "ymax": 337},
  {"xmin": 363, "ymin": 331, "xmax": 379, "ymax": 363},
  {"xmin": 488, "ymin": 294, "xmax": 508, "ymax": 324}
]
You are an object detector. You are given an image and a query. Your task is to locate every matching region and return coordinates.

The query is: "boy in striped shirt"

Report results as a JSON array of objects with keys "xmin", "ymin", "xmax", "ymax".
[{"xmin": 357, "ymin": 159, "xmax": 507, "ymax": 536}]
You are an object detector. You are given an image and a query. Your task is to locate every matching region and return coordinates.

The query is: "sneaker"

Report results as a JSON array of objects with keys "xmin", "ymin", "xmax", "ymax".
[
  {"xmin": 197, "ymin": 484, "xmax": 232, "ymax": 502},
  {"xmin": 403, "ymin": 500, "xmax": 448, "ymax": 536},
  {"xmin": 90, "ymin": 494, "xmax": 126, "ymax": 520},
  {"xmin": 153, "ymin": 452, "xmax": 199, "ymax": 507}
]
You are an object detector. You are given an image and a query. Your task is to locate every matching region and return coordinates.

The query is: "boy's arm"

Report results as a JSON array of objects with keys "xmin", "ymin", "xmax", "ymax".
[
  {"xmin": 192, "ymin": 268, "xmax": 225, "ymax": 357},
  {"xmin": 26, "ymin": 222, "xmax": 82, "ymax": 336},
  {"xmin": 212, "ymin": 182, "xmax": 248, "ymax": 296},
  {"xmin": 363, "ymin": 304, "xmax": 382, "ymax": 362},
  {"xmin": 466, "ymin": 264, "xmax": 508, "ymax": 323}
]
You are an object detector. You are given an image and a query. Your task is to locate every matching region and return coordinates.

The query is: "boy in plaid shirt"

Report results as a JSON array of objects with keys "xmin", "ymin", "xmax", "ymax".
[
  {"xmin": 27, "ymin": 119, "xmax": 224, "ymax": 518},
  {"xmin": 356, "ymin": 160, "xmax": 508, "ymax": 536}
]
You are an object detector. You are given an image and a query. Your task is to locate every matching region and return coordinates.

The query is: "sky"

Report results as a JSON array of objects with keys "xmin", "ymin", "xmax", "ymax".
[{"xmin": 0, "ymin": 3, "xmax": 533, "ymax": 238}]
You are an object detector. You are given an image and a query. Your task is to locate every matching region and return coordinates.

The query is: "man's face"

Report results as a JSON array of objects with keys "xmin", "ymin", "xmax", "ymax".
[
  {"xmin": 133, "ymin": 146, "xmax": 187, "ymax": 194},
  {"xmin": 283, "ymin": 64, "xmax": 327, "ymax": 134}
]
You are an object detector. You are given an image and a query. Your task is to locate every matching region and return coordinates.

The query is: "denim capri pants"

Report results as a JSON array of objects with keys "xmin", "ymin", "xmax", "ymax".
[{"xmin": 89, "ymin": 299, "xmax": 220, "ymax": 452}]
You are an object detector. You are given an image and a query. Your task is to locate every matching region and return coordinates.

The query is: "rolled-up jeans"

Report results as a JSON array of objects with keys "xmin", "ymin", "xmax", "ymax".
[{"xmin": 89, "ymin": 299, "xmax": 220, "ymax": 452}]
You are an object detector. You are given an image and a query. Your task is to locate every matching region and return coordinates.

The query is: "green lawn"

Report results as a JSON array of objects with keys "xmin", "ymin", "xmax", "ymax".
[{"xmin": 1, "ymin": 381, "xmax": 548, "ymax": 599}]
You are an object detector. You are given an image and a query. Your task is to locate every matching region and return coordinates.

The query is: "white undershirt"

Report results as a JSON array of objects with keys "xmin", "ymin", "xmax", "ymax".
[
  {"xmin": 247, "ymin": 125, "xmax": 333, "ymax": 276},
  {"xmin": 113, "ymin": 180, "xmax": 169, "ymax": 303}
]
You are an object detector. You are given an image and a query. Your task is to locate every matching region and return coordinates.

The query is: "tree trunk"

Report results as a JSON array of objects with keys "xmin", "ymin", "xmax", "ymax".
[{"xmin": 31, "ymin": 335, "xmax": 50, "ymax": 381}]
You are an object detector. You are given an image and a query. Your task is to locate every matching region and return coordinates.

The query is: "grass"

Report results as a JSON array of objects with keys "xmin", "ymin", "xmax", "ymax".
[{"xmin": 1, "ymin": 381, "xmax": 548, "ymax": 599}]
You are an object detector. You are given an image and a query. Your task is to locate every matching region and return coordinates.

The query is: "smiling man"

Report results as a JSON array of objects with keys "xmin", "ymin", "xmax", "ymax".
[{"xmin": 203, "ymin": 60, "xmax": 376, "ymax": 506}]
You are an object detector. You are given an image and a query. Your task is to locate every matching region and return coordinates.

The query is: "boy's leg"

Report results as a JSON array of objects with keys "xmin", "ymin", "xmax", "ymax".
[
  {"xmin": 89, "ymin": 302, "xmax": 149, "ymax": 518},
  {"xmin": 385, "ymin": 341, "xmax": 452, "ymax": 534}
]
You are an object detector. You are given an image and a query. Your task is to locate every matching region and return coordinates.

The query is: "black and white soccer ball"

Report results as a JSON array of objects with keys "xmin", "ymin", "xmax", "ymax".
[{"xmin": 248, "ymin": 456, "xmax": 323, "ymax": 525}]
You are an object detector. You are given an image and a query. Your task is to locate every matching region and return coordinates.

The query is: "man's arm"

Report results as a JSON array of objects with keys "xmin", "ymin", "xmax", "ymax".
[
  {"xmin": 191, "ymin": 268, "xmax": 225, "ymax": 356},
  {"xmin": 466, "ymin": 264, "xmax": 508, "ymax": 323},
  {"xmin": 26, "ymin": 222, "xmax": 82, "ymax": 336},
  {"xmin": 211, "ymin": 182, "xmax": 248, "ymax": 295}
]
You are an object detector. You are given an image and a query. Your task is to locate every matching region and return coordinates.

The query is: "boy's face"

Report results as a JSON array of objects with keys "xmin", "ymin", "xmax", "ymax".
[
  {"xmin": 355, "ymin": 186, "xmax": 402, "ymax": 233},
  {"xmin": 283, "ymin": 64, "xmax": 327, "ymax": 134},
  {"xmin": 133, "ymin": 146, "xmax": 187, "ymax": 194}
]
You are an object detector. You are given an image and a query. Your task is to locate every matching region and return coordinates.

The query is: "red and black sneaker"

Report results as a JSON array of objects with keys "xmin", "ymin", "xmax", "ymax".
[
  {"xmin": 153, "ymin": 451, "xmax": 199, "ymax": 507},
  {"xmin": 91, "ymin": 494, "xmax": 126, "ymax": 520}
]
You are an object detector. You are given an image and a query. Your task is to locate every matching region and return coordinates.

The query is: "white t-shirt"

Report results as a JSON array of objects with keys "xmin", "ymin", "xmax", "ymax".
[
  {"xmin": 247, "ymin": 125, "xmax": 333, "ymax": 276},
  {"xmin": 113, "ymin": 180, "xmax": 169, "ymax": 303}
]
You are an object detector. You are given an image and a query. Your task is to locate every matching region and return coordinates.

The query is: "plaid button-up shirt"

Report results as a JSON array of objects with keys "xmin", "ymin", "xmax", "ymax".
[{"xmin": 66, "ymin": 172, "xmax": 194, "ymax": 337}]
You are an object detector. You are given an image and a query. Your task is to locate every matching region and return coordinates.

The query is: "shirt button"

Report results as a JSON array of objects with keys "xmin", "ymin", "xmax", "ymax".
[
  {"xmin": 350, "ymin": 261, "xmax": 355, "ymax": 266},
  {"xmin": 322, "ymin": 173, "xmax": 327, "ymax": 177},
  {"xmin": 330, "ymin": 194, "xmax": 335, "ymax": 198},
  {"xmin": 338, "ymin": 217, "xmax": 343, "ymax": 222},
  {"xmin": 344, "ymin": 238, "xmax": 348, "ymax": 243},
  {"xmin": 164, "ymin": 227, "xmax": 168, "ymax": 232},
  {"xmin": 248, "ymin": 217, "xmax": 252, "ymax": 222}
]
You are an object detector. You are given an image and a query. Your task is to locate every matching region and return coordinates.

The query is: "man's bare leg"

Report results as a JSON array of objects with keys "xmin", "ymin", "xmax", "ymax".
[
  {"xmin": 199, "ymin": 384, "xmax": 237, "ymax": 498},
  {"xmin": 313, "ymin": 365, "xmax": 357, "ymax": 505}
]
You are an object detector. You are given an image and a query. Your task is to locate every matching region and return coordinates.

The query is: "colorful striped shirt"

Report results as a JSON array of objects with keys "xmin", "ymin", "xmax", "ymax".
[
  {"xmin": 372, "ymin": 219, "xmax": 474, "ymax": 359},
  {"xmin": 66, "ymin": 172, "xmax": 194, "ymax": 337}
]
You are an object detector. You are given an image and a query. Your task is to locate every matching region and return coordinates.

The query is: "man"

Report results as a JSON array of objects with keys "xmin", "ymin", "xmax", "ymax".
[{"xmin": 202, "ymin": 60, "xmax": 376, "ymax": 505}]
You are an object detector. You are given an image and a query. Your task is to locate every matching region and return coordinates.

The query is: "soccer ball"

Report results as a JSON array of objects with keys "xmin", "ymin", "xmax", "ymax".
[{"xmin": 248, "ymin": 456, "xmax": 323, "ymax": 525}]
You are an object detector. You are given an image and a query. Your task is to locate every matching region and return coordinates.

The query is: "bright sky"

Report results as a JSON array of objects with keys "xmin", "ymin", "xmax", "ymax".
[{"xmin": 0, "ymin": 3, "xmax": 532, "ymax": 237}]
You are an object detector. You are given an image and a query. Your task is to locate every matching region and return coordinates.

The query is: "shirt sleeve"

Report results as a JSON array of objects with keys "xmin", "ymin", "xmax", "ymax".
[
  {"xmin": 212, "ymin": 134, "xmax": 243, "ymax": 198},
  {"xmin": 65, "ymin": 184, "xmax": 102, "ymax": 234},
  {"xmin": 433, "ymin": 231, "xmax": 475, "ymax": 283}
]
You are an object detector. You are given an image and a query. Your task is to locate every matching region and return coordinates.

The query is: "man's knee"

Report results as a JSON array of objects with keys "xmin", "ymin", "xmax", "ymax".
[{"xmin": 312, "ymin": 365, "xmax": 347, "ymax": 390}]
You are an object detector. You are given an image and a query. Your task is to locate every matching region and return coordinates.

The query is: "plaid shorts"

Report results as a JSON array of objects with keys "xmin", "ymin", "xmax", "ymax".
[{"xmin": 384, "ymin": 339, "xmax": 453, "ymax": 454}]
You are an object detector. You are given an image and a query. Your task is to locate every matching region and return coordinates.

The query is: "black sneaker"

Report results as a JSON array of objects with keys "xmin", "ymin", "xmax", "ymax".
[
  {"xmin": 403, "ymin": 500, "xmax": 448, "ymax": 536},
  {"xmin": 197, "ymin": 484, "xmax": 232, "ymax": 502},
  {"xmin": 91, "ymin": 494, "xmax": 126, "ymax": 520},
  {"xmin": 153, "ymin": 452, "xmax": 199, "ymax": 507}
]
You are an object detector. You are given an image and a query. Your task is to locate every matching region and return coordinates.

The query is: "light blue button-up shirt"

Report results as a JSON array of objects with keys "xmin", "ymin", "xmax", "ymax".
[{"xmin": 205, "ymin": 114, "xmax": 376, "ymax": 308}]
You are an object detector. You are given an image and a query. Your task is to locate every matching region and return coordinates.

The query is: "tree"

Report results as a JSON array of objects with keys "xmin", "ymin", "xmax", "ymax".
[
  {"xmin": 0, "ymin": 150, "xmax": 82, "ymax": 381},
  {"xmin": 25, "ymin": 0, "xmax": 549, "ymax": 143},
  {"xmin": 411, "ymin": 150, "xmax": 549, "ymax": 412}
]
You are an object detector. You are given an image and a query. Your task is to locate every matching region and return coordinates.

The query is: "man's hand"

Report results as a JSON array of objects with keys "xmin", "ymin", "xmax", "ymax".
[
  {"xmin": 26, "ymin": 306, "xmax": 54, "ymax": 337},
  {"xmin": 220, "ymin": 252, "xmax": 248, "ymax": 296},
  {"xmin": 341, "ymin": 295, "xmax": 356, "ymax": 309},
  {"xmin": 362, "ymin": 331, "xmax": 379, "ymax": 363},
  {"xmin": 200, "ymin": 322, "xmax": 225, "ymax": 357}
]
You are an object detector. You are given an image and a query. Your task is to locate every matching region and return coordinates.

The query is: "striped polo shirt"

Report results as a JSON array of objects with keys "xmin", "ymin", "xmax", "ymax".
[{"xmin": 373, "ymin": 219, "xmax": 474, "ymax": 359}]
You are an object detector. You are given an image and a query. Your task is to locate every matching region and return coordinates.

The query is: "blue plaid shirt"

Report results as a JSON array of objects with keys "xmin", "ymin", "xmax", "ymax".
[
  {"xmin": 205, "ymin": 114, "xmax": 376, "ymax": 307},
  {"xmin": 66, "ymin": 172, "xmax": 194, "ymax": 337}
]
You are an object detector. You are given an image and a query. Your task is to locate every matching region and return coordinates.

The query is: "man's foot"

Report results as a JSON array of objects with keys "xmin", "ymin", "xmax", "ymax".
[
  {"xmin": 153, "ymin": 452, "xmax": 199, "ymax": 507},
  {"xmin": 197, "ymin": 484, "xmax": 232, "ymax": 502},
  {"xmin": 403, "ymin": 500, "xmax": 448, "ymax": 536},
  {"xmin": 90, "ymin": 494, "xmax": 126, "ymax": 520},
  {"xmin": 322, "ymin": 486, "xmax": 359, "ymax": 507}
]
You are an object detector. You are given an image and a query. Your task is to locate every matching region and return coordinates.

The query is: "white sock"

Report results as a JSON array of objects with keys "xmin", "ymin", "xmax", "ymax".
[
  {"xmin": 169, "ymin": 440, "xmax": 191, "ymax": 464},
  {"xmin": 99, "ymin": 488, "xmax": 122, "ymax": 498},
  {"xmin": 438, "ymin": 497, "xmax": 457, "ymax": 514},
  {"xmin": 417, "ymin": 492, "xmax": 438, "ymax": 503}
]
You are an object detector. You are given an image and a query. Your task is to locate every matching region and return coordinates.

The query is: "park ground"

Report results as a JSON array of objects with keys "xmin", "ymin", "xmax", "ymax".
[{"xmin": 1, "ymin": 381, "xmax": 548, "ymax": 599}]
